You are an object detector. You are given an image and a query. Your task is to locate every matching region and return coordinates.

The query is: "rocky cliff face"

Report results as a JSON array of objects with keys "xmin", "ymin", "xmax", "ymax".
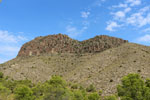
[{"xmin": 17, "ymin": 34, "xmax": 128, "ymax": 57}]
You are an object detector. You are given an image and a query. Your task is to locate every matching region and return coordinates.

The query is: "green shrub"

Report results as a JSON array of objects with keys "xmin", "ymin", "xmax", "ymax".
[
  {"xmin": 0, "ymin": 83, "xmax": 11, "ymax": 94},
  {"xmin": 104, "ymin": 95, "xmax": 117, "ymax": 100},
  {"xmin": 0, "ymin": 72, "xmax": 3, "ymax": 78},
  {"xmin": 47, "ymin": 75, "xmax": 66, "ymax": 87},
  {"xmin": 0, "ymin": 83, "xmax": 11, "ymax": 100},
  {"xmin": 145, "ymin": 79, "xmax": 150, "ymax": 88},
  {"xmin": 71, "ymin": 84, "xmax": 78, "ymax": 89},
  {"xmin": 32, "ymin": 83, "xmax": 44, "ymax": 99},
  {"xmin": 43, "ymin": 87, "xmax": 72, "ymax": 100},
  {"xmin": 73, "ymin": 90, "xmax": 88, "ymax": 100},
  {"xmin": 86, "ymin": 84, "xmax": 96, "ymax": 92},
  {"xmin": 88, "ymin": 92, "xmax": 100, "ymax": 100},
  {"xmin": 14, "ymin": 85, "xmax": 35, "ymax": 100}
]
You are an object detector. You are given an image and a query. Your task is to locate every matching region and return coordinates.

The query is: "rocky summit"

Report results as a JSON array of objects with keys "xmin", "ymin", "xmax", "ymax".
[{"xmin": 17, "ymin": 34, "xmax": 128, "ymax": 57}]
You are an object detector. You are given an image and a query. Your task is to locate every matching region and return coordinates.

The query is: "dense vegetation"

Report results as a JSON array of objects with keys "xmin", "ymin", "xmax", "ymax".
[{"xmin": 0, "ymin": 72, "xmax": 150, "ymax": 100}]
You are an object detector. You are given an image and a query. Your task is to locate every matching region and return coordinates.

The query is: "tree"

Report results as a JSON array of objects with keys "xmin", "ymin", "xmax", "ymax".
[
  {"xmin": 14, "ymin": 85, "xmax": 35, "ymax": 100},
  {"xmin": 43, "ymin": 76, "xmax": 73, "ymax": 100},
  {"xmin": 0, "ymin": 72, "xmax": 103, "ymax": 100},
  {"xmin": 117, "ymin": 73, "xmax": 150, "ymax": 100}
]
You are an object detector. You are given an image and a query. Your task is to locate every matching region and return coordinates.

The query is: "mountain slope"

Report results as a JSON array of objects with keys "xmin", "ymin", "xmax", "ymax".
[
  {"xmin": 66, "ymin": 43, "xmax": 150, "ymax": 95},
  {"xmin": 1, "ymin": 43, "xmax": 150, "ymax": 96}
]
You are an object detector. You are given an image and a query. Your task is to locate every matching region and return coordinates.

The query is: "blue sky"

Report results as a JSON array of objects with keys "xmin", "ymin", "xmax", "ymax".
[{"xmin": 0, "ymin": 0, "xmax": 150, "ymax": 63}]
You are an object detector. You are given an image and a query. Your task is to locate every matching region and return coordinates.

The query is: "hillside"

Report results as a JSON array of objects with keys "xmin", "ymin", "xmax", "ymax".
[{"xmin": 0, "ymin": 34, "xmax": 150, "ymax": 96}]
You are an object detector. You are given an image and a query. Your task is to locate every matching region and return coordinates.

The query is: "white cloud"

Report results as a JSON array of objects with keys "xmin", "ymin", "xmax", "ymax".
[
  {"xmin": 0, "ymin": 46, "xmax": 20, "ymax": 54},
  {"xmin": 143, "ymin": 28, "xmax": 150, "ymax": 33},
  {"xmin": 0, "ymin": 30, "xmax": 27, "ymax": 43},
  {"xmin": 66, "ymin": 26, "xmax": 77, "ymax": 34},
  {"xmin": 0, "ymin": 30, "xmax": 17, "ymax": 43},
  {"xmin": 81, "ymin": 11, "xmax": 90, "ymax": 19},
  {"xmin": 0, "ymin": 58, "xmax": 8, "ymax": 64},
  {"xmin": 127, "ymin": 11, "xmax": 150, "ymax": 27},
  {"xmin": 137, "ymin": 34, "xmax": 150, "ymax": 42},
  {"xmin": 111, "ymin": 7, "xmax": 131, "ymax": 20},
  {"xmin": 112, "ymin": 3, "xmax": 128, "ymax": 8},
  {"xmin": 106, "ymin": 21, "xmax": 121, "ymax": 31},
  {"xmin": 124, "ymin": 7, "xmax": 131, "ymax": 13},
  {"xmin": 108, "ymin": 0, "xmax": 150, "ymax": 31},
  {"xmin": 113, "ymin": 11, "xmax": 126, "ymax": 19},
  {"xmin": 0, "ymin": 45, "xmax": 21, "ymax": 63},
  {"xmin": 93, "ymin": 0, "xmax": 107, "ymax": 6},
  {"xmin": 112, "ymin": 0, "xmax": 141, "ymax": 8},
  {"xmin": 0, "ymin": 30, "xmax": 27, "ymax": 63},
  {"xmin": 66, "ymin": 25, "xmax": 88, "ymax": 38},
  {"xmin": 126, "ymin": 0, "xmax": 141, "ymax": 6},
  {"xmin": 140, "ymin": 6, "xmax": 150, "ymax": 12},
  {"xmin": 126, "ymin": 6, "xmax": 150, "ymax": 27},
  {"xmin": 0, "ymin": 45, "xmax": 20, "ymax": 63},
  {"xmin": 67, "ymin": 10, "xmax": 90, "ymax": 37}
]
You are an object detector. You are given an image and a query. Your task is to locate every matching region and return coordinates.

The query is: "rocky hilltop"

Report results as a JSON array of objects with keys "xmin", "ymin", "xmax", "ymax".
[{"xmin": 17, "ymin": 34, "xmax": 128, "ymax": 57}]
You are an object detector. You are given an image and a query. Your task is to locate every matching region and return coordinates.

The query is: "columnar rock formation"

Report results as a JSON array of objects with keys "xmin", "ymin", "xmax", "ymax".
[{"xmin": 17, "ymin": 34, "xmax": 128, "ymax": 57}]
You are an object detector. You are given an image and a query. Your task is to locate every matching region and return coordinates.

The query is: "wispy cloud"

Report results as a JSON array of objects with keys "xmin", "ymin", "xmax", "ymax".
[
  {"xmin": 81, "ymin": 11, "xmax": 90, "ymax": 19},
  {"xmin": 111, "ymin": 7, "xmax": 131, "ymax": 20},
  {"xmin": 66, "ymin": 25, "xmax": 87, "ymax": 38},
  {"xmin": 126, "ymin": 0, "xmax": 141, "ymax": 6},
  {"xmin": 0, "ymin": 58, "xmax": 8, "ymax": 64},
  {"xmin": 112, "ymin": 0, "xmax": 141, "ymax": 8},
  {"xmin": 143, "ymin": 28, "xmax": 150, "ymax": 33},
  {"xmin": 0, "ymin": 30, "xmax": 27, "ymax": 43},
  {"xmin": 106, "ymin": 21, "xmax": 122, "ymax": 31},
  {"xmin": 93, "ymin": 0, "xmax": 107, "ymax": 6},
  {"xmin": 113, "ymin": 11, "xmax": 126, "ymax": 19},
  {"xmin": 112, "ymin": 3, "xmax": 128, "ymax": 8},
  {"xmin": 106, "ymin": 0, "xmax": 150, "ymax": 32},
  {"xmin": 137, "ymin": 34, "xmax": 150, "ymax": 43},
  {"xmin": 0, "ymin": 30, "xmax": 27, "ymax": 63},
  {"xmin": 65, "ymin": 9, "xmax": 91, "ymax": 38},
  {"xmin": 0, "ymin": 46, "xmax": 20, "ymax": 55},
  {"xmin": 126, "ymin": 7, "xmax": 150, "ymax": 27}
]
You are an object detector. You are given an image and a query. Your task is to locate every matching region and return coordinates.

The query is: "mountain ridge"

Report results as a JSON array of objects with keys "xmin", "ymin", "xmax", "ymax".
[{"xmin": 17, "ymin": 34, "xmax": 128, "ymax": 57}]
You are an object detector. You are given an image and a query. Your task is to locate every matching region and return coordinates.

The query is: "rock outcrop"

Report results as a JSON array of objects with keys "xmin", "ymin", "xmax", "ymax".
[{"xmin": 17, "ymin": 34, "xmax": 128, "ymax": 57}]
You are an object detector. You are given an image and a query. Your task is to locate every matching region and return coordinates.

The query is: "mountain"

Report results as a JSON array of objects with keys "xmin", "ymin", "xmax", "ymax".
[{"xmin": 1, "ymin": 34, "xmax": 150, "ymax": 96}]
